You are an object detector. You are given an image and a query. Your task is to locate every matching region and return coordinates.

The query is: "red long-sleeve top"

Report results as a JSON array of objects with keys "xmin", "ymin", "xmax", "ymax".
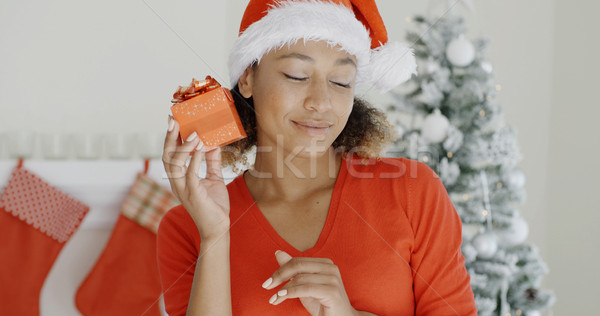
[{"xmin": 156, "ymin": 154, "xmax": 477, "ymax": 315}]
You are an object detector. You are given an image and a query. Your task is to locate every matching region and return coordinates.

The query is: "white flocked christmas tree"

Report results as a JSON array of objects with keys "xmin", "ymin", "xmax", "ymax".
[{"xmin": 383, "ymin": 3, "xmax": 556, "ymax": 315}]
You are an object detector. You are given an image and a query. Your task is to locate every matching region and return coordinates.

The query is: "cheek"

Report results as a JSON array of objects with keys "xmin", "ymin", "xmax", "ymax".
[
  {"xmin": 335, "ymin": 98, "xmax": 354, "ymax": 124},
  {"xmin": 252, "ymin": 93, "xmax": 294, "ymax": 132},
  {"xmin": 254, "ymin": 88, "xmax": 300, "ymax": 119},
  {"xmin": 336, "ymin": 102, "xmax": 354, "ymax": 134}
]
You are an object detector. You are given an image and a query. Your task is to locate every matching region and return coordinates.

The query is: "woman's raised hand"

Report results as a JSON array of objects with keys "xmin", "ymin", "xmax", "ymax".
[
  {"xmin": 262, "ymin": 251, "xmax": 361, "ymax": 316},
  {"xmin": 162, "ymin": 115, "xmax": 231, "ymax": 240}
]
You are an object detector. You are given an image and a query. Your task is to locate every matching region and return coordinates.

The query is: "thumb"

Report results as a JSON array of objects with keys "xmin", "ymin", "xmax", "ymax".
[{"xmin": 275, "ymin": 250, "xmax": 293, "ymax": 266}]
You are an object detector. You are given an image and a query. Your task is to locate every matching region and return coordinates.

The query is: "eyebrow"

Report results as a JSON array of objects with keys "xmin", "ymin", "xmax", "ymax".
[{"xmin": 276, "ymin": 52, "xmax": 357, "ymax": 68}]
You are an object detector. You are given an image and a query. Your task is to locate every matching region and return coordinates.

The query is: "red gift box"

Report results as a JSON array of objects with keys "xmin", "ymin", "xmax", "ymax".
[{"xmin": 171, "ymin": 76, "xmax": 247, "ymax": 152}]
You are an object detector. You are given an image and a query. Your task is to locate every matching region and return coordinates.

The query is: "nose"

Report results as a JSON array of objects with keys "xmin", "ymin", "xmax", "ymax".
[{"xmin": 304, "ymin": 77, "xmax": 332, "ymax": 112}]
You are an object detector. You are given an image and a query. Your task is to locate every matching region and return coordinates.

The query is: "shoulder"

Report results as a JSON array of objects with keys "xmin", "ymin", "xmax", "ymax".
[
  {"xmin": 159, "ymin": 204, "xmax": 192, "ymax": 229},
  {"xmin": 387, "ymin": 158, "xmax": 458, "ymax": 233},
  {"xmin": 341, "ymin": 155, "xmax": 441, "ymax": 213},
  {"xmin": 344, "ymin": 154, "xmax": 438, "ymax": 186},
  {"xmin": 348, "ymin": 155, "xmax": 448, "ymax": 212},
  {"xmin": 157, "ymin": 204, "xmax": 199, "ymax": 249}
]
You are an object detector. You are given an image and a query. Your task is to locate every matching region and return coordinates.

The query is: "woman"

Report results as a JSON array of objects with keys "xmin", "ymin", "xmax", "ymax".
[{"xmin": 158, "ymin": 0, "xmax": 477, "ymax": 315}]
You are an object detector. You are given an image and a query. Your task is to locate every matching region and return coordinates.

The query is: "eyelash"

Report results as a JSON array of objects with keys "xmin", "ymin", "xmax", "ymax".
[{"xmin": 284, "ymin": 74, "xmax": 351, "ymax": 88}]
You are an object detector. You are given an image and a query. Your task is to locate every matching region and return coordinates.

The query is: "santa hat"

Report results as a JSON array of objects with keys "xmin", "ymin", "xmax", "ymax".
[{"xmin": 228, "ymin": 0, "xmax": 418, "ymax": 93}]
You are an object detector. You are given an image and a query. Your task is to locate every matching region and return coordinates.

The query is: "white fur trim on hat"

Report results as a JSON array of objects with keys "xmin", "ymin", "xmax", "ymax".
[
  {"xmin": 228, "ymin": 0, "xmax": 371, "ymax": 88},
  {"xmin": 368, "ymin": 41, "xmax": 418, "ymax": 93},
  {"xmin": 228, "ymin": 0, "xmax": 417, "ymax": 93}
]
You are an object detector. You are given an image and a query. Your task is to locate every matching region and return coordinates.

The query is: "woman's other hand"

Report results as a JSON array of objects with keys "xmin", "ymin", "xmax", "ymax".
[
  {"xmin": 162, "ymin": 115, "xmax": 231, "ymax": 240},
  {"xmin": 262, "ymin": 250, "xmax": 360, "ymax": 316}
]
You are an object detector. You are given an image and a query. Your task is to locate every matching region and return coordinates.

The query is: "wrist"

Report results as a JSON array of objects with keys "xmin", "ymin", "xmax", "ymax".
[
  {"xmin": 354, "ymin": 310, "xmax": 377, "ymax": 316},
  {"xmin": 200, "ymin": 232, "xmax": 230, "ymax": 247},
  {"xmin": 198, "ymin": 225, "xmax": 231, "ymax": 241}
]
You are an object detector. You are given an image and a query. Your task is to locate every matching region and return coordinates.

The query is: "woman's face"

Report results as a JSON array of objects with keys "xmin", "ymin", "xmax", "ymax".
[{"xmin": 238, "ymin": 40, "xmax": 357, "ymax": 158}]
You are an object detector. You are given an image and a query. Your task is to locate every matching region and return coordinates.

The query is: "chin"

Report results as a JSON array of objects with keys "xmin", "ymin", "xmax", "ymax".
[{"xmin": 295, "ymin": 142, "xmax": 334, "ymax": 158}]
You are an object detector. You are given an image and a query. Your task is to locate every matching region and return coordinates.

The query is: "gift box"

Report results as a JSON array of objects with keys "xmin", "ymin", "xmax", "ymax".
[{"xmin": 171, "ymin": 76, "xmax": 246, "ymax": 152}]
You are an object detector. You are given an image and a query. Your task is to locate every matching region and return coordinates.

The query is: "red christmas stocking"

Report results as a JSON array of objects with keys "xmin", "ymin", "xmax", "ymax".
[
  {"xmin": 75, "ymin": 171, "xmax": 179, "ymax": 316},
  {"xmin": 0, "ymin": 164, "xmax": 90, "ymax": 315}
]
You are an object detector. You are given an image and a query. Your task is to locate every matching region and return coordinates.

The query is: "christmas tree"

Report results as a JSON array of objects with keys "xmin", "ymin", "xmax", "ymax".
[{"xmin": 384, "ymin": 11, "xmax": 556, "ymax": 316}]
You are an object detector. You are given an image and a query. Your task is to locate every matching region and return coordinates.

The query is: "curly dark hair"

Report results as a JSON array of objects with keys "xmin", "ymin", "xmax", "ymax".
[{"xmin": 221, "ymin": 72, "xmax": 397, "ymax": 173}]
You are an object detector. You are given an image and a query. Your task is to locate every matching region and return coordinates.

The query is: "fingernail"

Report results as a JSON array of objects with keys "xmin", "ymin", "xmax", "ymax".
[
  {"xmin": 186, "ymin": 132, "xmax": 198, "ymax": 142},
  {"xmin": 277, "ymin": 289, "xmax": 287, "ymax": 296},
  {"xmin": 168, "ymin": 115, "xmax": 174, "ymax": 132},
  {"xmin": 196, "ymin": 140, "xmax": 204, "ymax": 151},
  {"xmin": 262, "ymin": 277, "xmax": 272, "ymax": 289},
  {"xmin": 275, "ymin": 250, "xmax": 281, "ymax": 256},
  {"xmin": 269, "ymin": 293, "xmax": 277, "ymax": 304}
]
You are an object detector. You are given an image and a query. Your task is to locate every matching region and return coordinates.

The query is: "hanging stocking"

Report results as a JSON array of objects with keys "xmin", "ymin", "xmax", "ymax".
[
  {"xmin": 75, "ymin": 169, "xmax": 179, "ymax": 316},
  {"xmin": 0, "ymin": 162, "xmax": 90, "ymax": 315}
]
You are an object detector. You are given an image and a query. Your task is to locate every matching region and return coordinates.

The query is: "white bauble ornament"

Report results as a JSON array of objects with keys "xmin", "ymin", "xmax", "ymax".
[
  {"xmin": 507, "ymin": 169, "xmax": 526, "ymax": 188},
  {"xmin": 472, "ymin": 231, "xmax": 498, "ymax": 259},
  {"xmin": 481, "ymin": 61, "xmax": 493, "ymax": 73},
  {"xmin": 496, "ymin": 217, "xmax": 529, "ymax": 247},
  {"xmin": 446, "ymin": 35, "xmax": 475, "ymax": 67},
  {"xmin": 421, "ymin": 109, "xmax": 450, "ymax": 143}
]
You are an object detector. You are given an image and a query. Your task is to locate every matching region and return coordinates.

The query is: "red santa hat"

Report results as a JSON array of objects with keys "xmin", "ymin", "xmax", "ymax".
[{"xmin": 228, "ymin": 0, "xmax": 418, "ymax": 93}]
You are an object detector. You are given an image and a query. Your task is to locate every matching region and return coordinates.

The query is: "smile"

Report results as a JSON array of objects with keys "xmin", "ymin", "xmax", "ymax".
[{"xmin": 292, "ymin": 121, "xmax": 331, "ymax": 137}]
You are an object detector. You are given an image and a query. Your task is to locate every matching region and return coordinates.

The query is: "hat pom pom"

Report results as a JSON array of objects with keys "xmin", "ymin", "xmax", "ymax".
[{"xmin": 368, "ymin": 41, "xmax": 418, "ymax": 93}]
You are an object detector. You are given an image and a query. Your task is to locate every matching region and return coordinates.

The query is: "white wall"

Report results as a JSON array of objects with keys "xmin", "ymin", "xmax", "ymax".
[
  {"xmin": 546, "ymin": 0, "xmax": 600, "ymax": 314},
  {"xmin": 1, "ymin": 0, "xmax": 598, "ymax": 315}
]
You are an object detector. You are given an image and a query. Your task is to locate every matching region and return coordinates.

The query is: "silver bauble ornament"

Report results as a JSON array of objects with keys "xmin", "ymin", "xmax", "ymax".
[
  {"xmin": 496, "ymin": 217, "xmax": 529, "ymax": 247},
  {"xmin": 472, "ymin": 231, "xmax": 498, "ymax": 259},
  {"xmin": 421, "ymin": 109, "xmax": 450, "ymax": 143},
  {"xmin": 446, "ymin": 35, "xmax": 475, "ymax": 67}
]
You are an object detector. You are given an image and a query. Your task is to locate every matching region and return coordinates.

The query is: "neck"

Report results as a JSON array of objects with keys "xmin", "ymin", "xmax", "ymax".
[{"xmin": 244, "ymin": 146, "xmax": 344, "ymax": 203}]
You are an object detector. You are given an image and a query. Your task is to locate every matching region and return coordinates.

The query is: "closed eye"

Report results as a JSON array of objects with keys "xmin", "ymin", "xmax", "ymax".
[
  {"xmin": 333, "ymin": 81, "xmax": 351, "ymax": 88},
  {"xmin": 284, "ymin": 73, "xmax": 308, "ymax": 81},
  {"xmin": 284, "ymin": 73, "xmax": 351, "ymax": 88}
]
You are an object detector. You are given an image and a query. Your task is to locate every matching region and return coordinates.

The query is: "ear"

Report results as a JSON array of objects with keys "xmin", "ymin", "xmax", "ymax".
[{"xmin": 237, "ymin": 65, "xmax": 255, "ymax": 99}]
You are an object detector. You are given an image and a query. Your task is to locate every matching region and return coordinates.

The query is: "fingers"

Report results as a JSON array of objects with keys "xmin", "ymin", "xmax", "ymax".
[
  {"xmin": 163, "ymin": 116, "xmax": 184, "ymax": 177},
  {"xmin": 263, "ymin": 258, "xmax": 338, "ymax": 290},
  {"xmin": 163, "ymin": 116, "xmax": 179, "ymax": 170},
  {"xmin": 163, "ymin": 116, "xmax": 182, "ymax": 199},
  {"xmin": 271, "ymin": 283, "xmax": 339, "ymax": 306},
  {"xmin": 170, "ymin": 132, "xmax": 200, "ymax": 192},
  {"xmin": 186, "ymin": 139, "xmax": 205, "ymax": 191},
  {"xmin": 282, "ymin": 273, "xmax": 340, "ymax": 289},
  {"xmin": 205, "ymin": 147, "xmax": 224, "ymax": 181},
  {"xmin": 162, "ymin": 116, "xmax": 200, "ymax": 195}
]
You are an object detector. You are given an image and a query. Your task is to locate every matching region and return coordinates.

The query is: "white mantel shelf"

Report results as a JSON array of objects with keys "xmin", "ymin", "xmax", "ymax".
[{"xmin": 0, "ymin": 159, "xmax": 240, "ymax": 230}]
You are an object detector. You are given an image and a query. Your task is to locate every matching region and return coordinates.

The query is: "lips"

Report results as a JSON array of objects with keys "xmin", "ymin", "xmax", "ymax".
[
  {"xmin": 292, "ymin": 120, "xmax": 332, "ymax": 137},
  {"xmin": 292, "ymin": 120, "xmax": 333, "ymax": 128}
]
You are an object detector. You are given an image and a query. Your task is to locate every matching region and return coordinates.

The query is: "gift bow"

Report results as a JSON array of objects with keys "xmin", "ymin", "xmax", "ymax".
[{"xmin": 171, "ymin": 76, "xmax": 221, "ymax": 104}]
